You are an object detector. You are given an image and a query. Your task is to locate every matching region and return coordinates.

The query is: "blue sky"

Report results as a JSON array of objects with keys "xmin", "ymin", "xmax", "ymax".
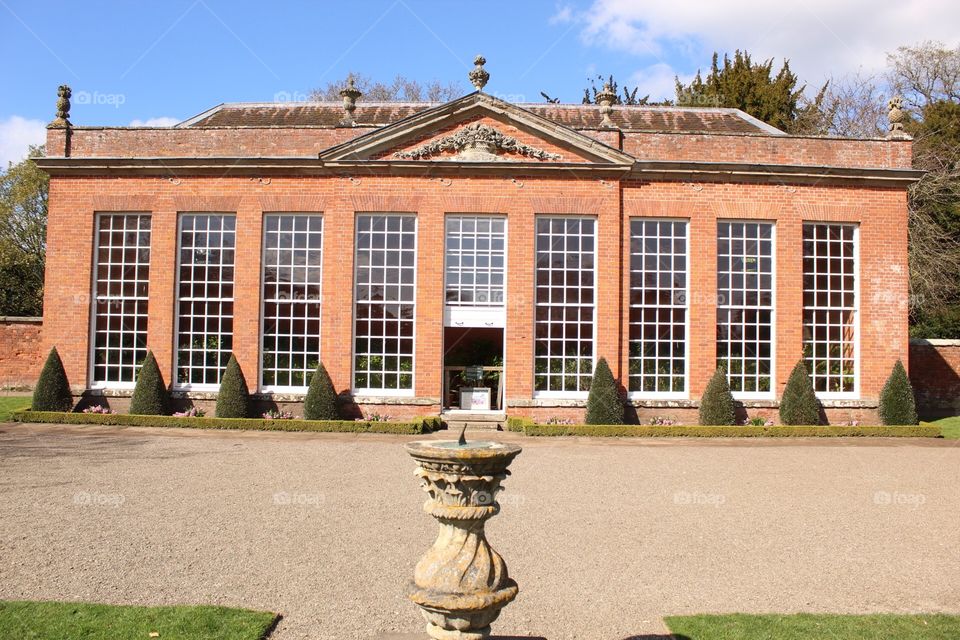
[{"xmin": 2, "ymin": 0, "xmax": 958, "ymax": 165}]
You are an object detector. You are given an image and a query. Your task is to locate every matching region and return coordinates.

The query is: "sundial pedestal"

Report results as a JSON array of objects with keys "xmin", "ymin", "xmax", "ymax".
[{"xmin": 404, "ymin": 439, "xmax": 522, "ymax": 640}]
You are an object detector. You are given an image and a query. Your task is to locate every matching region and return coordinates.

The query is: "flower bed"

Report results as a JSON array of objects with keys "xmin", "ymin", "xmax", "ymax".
[
  {"xmin": 505, "ymin": 417, "xmax": 939, "ymax": 438},
  {"xmin": 12, "ymin": 410, "xmax": 440, "ymax": 435}
]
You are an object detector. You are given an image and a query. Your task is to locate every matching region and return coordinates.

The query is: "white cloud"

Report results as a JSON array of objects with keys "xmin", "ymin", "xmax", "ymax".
[
  {"xmin": 129, "ymin": 117, "xmax": 180, "ymax": 127},
  {"xmin": 549, "ymin": 4, "xmax": 574, "ymax": 25},
  {"xmin": 573, "ymin": 0, "xmax": 960, "ymax": 95},
  {"xmin": 628, "ymin": 63, "xmax": 688, "ymax": 101},
  {"xmin": 0, "ymin": 116, "xmax": 47, "ymax": 169}
]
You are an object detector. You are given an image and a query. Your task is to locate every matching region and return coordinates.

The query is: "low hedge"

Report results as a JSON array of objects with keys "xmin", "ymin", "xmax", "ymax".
[
  {"xmin": 517, "ymin": 422, "xmax": 940, "ymax": 438},
  {"xmin": 506, "ymin": 416, "xmax": 532, "ymax": 432},
  {"xmin": 12, "ymin": 410, "xmax": 440, "ymax": 435}
]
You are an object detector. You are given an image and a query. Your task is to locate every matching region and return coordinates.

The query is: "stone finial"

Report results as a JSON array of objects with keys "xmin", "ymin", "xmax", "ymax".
[
  {"xmin": 887, "ymin": 95, "xmax": 908, "ymax": 139},
  {"xmin": 596, "ymin": 81, "xmax": 617, "ymax": 128},
  {"xmin": 50, "ymin": 84, "xmax": 72, "ymax": 128},
  {"xmin": 339, "ymin": 75, "xmax": 362, "ymax": 126},
  {"xmin": 468, "ymin": 55, "xmax": 489, "ymax": 91}
]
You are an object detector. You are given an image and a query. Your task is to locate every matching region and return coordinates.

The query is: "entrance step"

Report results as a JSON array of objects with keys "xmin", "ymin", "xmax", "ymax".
[{"xmin": 443, "ymin": 412, "xmax": 506, "ymax": 431}]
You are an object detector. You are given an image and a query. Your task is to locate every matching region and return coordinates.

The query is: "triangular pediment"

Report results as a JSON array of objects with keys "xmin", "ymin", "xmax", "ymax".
[{"xmin": 319, "ymin": 92, "xmax": 635, "ymax": 166}]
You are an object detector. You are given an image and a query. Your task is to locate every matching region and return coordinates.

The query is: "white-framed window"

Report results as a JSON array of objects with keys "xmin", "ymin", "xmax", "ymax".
[
  {"xmin": 175, "ymin": 213, "xmax": 236, "ymax": 390},
  {"xmin": 716, "ymin": 220, "xmax": 775, "ymax": 398},
  {"xmin": 353, "ymin": 214, "xmax": 416, "ymax": 395},
  {"xmin": 260, "ymin": 214, "xmax": 323, "ymax": 392},
  {"xmin": 628, "ymin": 219, "xmax": 688, "ymax": 398},
  {"xmin": 802, "ymin": 223, "xmax": 859, "ymax": 397},
  {"xmin": 444, "ymin": 215, "xmax": 506, "ymax": 307},
  {"xmin": 534, "ymin": 216, "xmax": 596, "ymax": 396},
  {"xmin": 90, "ymin": 213, "xmax": 151, "ymax": 387}
]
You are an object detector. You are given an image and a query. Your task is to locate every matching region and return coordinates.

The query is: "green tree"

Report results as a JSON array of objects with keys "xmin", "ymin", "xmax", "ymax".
[
  {"xmin": 129, "ymin": 351, "xmax": 169, "ymax": 415},
  {"xmin": 215, "ymin": 354, "xmax": 250, "ymax": 418},
  {"xmin": 32, "ymin": 346, "xmax": 72, "ymax": 412},
  {"xmin": 907, "ymin": 100, "xmax": 960, "ymax": 240},
  {"xmin": 584, "ymin": 357, "xmax": 624, "ymax": 425},
  {"xmin": 303, "ymin": 362, "xmax": 339, "ymax": 420},
  {"xmin": 878, "ymin": 360, "xmax": 918, "ymax": 425},
  {"xmin": 675, "ymin": 50, "xmax": 827, "ymax": 133},
  {"xmin": 699, "ymin": 367, "xmax": 736, "ymax": 426},
  {"xmin": 0, "ymin": 145, "xmax": 47, "ymax": 316},
  {"xmin": 906, "ymin": 99, "xmax": 960, "ymax": 335},
  {"xmin": 886, "ymin": 42, "xmax": 960, "ymax": 333},
  {"xmin": 779, "ymin": 361, "xmax": 822, "ymax": 425}
]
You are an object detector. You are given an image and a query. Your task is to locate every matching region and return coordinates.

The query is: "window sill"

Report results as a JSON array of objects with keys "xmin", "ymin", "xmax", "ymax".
[
  {"xmin": 348, "ymin": 395, "xmax": 439, "ymax": 405},
  {"xmin": 509, "ymin": 397, "xmax": 587, "ymax": 408},
  {"xmin": 819, "ymin": 398, "xmax": 875, "ymax": 408},
  {"xmin": 628, "ymin": 398, "xmax": 697, "ymax": 408}
]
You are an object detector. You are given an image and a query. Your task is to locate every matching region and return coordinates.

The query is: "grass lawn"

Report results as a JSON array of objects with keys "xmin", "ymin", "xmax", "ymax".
[
  {"xmin": 928, "ymin": 416, "xmax": 960, "ymax": 439},
  {"xmin": 0, "ymin": 601, "xmax": 278, "ymax": 640},
  {"xmin": 665, "ymin": 613, "xmax": 960, "ymax": 639},
  {"xmin": 0, "ymin": 395, "xmax": 31, "ymax": 421}
]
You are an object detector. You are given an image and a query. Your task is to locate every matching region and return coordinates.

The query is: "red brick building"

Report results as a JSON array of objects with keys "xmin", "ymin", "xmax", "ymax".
[{"xmin": 37, "ymin": 67, "xmax": 921, "ymax": 423}]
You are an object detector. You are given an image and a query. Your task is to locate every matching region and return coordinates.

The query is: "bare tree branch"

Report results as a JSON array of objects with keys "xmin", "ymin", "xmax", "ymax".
[
  {"xmin": 821, "ymin": 72, "xmax": 888, "ymax": 138},
  {"xmin": 309, "ymin": 73, "xmax": 463, "ymax": 102},
  {"xmin": 887, "ymin": 41, "xmax": 960, "ymax": 111}
]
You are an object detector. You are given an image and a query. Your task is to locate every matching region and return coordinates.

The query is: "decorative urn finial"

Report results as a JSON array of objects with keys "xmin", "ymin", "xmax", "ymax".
[
  {"xmin": 339, "ymin": 75, "xmax": 362, "ymax": 126},
  {"xmin": 596, "ymin": 81, "xmax": 617, "ymax": 128},
  {"xmin": 887, "ymin": 95, "xmax": 908, "ymax": 139},
  {"xmin": 468, "ymin": 55, "xmax": 490, "ymax": 91},
  {"xmin": 50, "ymin": 84, "xmax": 72, "ymax": 128}
]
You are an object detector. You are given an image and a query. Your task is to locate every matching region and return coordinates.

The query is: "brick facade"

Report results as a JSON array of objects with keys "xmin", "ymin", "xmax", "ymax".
[{"xmin": 38, "ymin": 92, "xmax": 919, "ymax": 423}]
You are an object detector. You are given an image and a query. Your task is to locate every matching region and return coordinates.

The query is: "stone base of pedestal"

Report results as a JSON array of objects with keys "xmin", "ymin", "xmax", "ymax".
[
  {"xmin": 375, "ymin": 634, "xmax": 546, "ymax": 639},
  {"xmin": 373, "ymin": 633, "xmax": 547, "ymax": 640}
]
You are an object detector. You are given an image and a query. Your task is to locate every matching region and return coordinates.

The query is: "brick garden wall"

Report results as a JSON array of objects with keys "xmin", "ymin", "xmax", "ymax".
[
  {"xmin": 909, "ymin": 339, "xmax": 960, "ymax": 419},
  {"xmin": 0, "ymin": 317, "xmax": 43, "ymax": 388}
]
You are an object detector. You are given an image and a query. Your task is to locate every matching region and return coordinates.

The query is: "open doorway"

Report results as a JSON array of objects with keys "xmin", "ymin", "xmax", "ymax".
[{"xmin": 442, "ymin": 326, "xmax": 504, "ymax": 412}]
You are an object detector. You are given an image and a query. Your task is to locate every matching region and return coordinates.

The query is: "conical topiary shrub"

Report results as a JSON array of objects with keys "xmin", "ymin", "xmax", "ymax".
[
  {"xmin": 129, "ymin": 351, "xmax": 169, "ymax": 415},
  {"xmin": 32, "ymin": 347, "xmax": 73, "ymax": 412},
  {"xmin": 215, "ymin": 354, "xmax": 250, "ymax": 418},
  {"xmin": 780, "ymin": 360, "xmax": 821, "ymax": 425},
  {"xmin": 585, "ymin": 357, "xmax": 624, "ymax": 425},
  {"xmin": 303, "ymin": 362, "xmax": 339, "ymax": 420},
  {"xmin": 879, "ymin": 360, "xmax": 918, "ymax": 425},
  {"xmin": 699, "ymin": 367, "xmax": 736, "ymax": 425}
]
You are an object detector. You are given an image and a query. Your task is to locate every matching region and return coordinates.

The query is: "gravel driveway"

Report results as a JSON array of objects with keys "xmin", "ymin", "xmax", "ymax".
[{"xmin": 1, "ymin": 423, "xmax": 958, "ymax": 639}]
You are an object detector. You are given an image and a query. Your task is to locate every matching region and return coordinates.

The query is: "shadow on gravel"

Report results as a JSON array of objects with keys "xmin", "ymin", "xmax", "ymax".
[
  {"xmin": 0, "ymin": 433, "xmax": 150, "ymax": 459},
  {"xmin": 0, "ymin": 430, "xmax": 208, "ymax": 464}
]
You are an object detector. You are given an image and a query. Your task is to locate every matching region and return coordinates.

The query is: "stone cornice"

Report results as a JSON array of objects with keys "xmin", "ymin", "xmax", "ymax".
[
  {"xmin": 34, "ymin": 156, "xmax": 632, "ymax": 178},
  {"xmin": 34, "ymin": 156, "xmax": 924, "ymax": 187},
  {"xmin": 630, "ymin": 160, "xmax": 924, "ymax": 187}
]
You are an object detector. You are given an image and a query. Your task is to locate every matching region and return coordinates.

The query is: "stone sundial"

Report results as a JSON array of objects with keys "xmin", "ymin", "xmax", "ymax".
[{"xmin": 403, "ymin": 426, "xmax": 522, "ymax": 639}]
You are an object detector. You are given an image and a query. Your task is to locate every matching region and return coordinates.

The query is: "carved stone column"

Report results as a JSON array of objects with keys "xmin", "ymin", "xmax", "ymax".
[{"xmin": 405, "ymin": 441, "xmax": 522, "ymax": 640}]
